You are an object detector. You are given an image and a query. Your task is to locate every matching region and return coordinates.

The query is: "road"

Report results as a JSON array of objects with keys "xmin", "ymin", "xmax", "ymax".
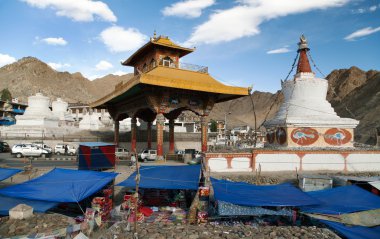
[
  {"xmin": 0, "ymin": 153, "xmax": 77, "ymax": 168},
  {"xmin": 0, "ymin": 153, "xmax": 133, "ymax": 169}
]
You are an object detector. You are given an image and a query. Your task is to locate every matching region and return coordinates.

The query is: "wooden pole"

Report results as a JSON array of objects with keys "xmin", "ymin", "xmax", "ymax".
[{"xmin": 134, "ymin": 153, "xmax": 140, "ymax": 237}]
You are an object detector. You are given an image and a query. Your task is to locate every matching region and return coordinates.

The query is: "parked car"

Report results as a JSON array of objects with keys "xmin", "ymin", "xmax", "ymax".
[
  {"xmin": 138, "ymin": 149, "xmax": 157, "ymax": 162},
  {"xmin": 0, "ymin": 141, "xmax": 10, "ymax": 152},
  {"xmin": 11, "ymin": 144, "xmax": 51, "ymax": 158},
  {"xmin": 54, "ymin": 144, "xmax": 77, "ymax": 155},
  {"xmin": 32, "ymin": 142, "xmax": 52, "ymax": 153},
  {"xmin": 115, "ymin": 148, "xmax": 129, "ymax": 160},
  {"xmin": 195, "ymin": 151, "xmax": 203, "ymax": 159}
]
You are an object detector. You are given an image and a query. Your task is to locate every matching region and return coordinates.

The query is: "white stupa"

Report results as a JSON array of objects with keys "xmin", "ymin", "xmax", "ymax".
[
  {"xmin": 79, "ymin": 110, "xmax": 105, "ymax": 130},
  {"xmin": 52, "ymin": 98, "xmax": 74, "ymax": 125},
  {"xmin": 1, "ymin": 93, "xmax": 81, "ymax": 136},
  {"xmin": 15, "ymin": 93, "xmax": 59, "ymax": 127},
  {"xmin": 264, "ymin": 36, "xmax": 359, "ymax": 148}
]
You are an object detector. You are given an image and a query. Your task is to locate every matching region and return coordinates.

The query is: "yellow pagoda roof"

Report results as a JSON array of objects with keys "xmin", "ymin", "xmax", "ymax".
[
  {"xmin": 122, "ymin": 36, "xmax": 194, "ymax": 66},
  {"xmin": 91, "ymin": 66, "xmax": 249, "ymax": 108}
]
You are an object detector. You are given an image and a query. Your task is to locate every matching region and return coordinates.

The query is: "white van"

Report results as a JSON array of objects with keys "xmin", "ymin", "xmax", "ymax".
[
  {"xmin": 54, "ymin": 144, "xmax": 77, "ymax": 155},
  {"xmin": 138, "ymin": 149, "xmax": 157, "ymax": 161},
  {"xmin": 115, "ymin": 148, "xmax": 129, "ymax": 160}
]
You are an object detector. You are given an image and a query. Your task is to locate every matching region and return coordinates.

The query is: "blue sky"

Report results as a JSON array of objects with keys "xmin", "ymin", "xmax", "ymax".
[{"xmin": 0, "ymin": 0, "xmax": 379, "ymax": 93}]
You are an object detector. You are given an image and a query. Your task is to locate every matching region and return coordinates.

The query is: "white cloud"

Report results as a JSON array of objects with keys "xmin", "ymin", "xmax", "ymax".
[
  {"xmin": 344, "ymin": 26, "xmax": 380, "ymax": 41},
  {"xmin": 100, "ymin": 26, "xmax": 147, "ymax": 53},
  {"xmin": 267, "ymin": 47, "xmax": 291, "ymax": 54},
  {"xmin": 48, "ymin": 62, "xmax": 71, "ymax": 70},
  {"xmin": 185, "ymin": 0, "xmax": 349, "ymax": 45},
  {"xmin": 369, "ymin": 5, "xmax": 378, "ymax": 12},
  {"xmin": 96, "ymin": 60, "xmax": 113, "ymax": 71},
  {"xmin": 0, "ymin": 53, "xmax": 17, "ymax": 67},
  {"xmin": 162, "ymin": 0, "xmax": 215, "ymax": 18},
  {"xmin": 41, "ymin": 37, "xmax": 67, "ymax": 46},
  {"xmin": 112, "ymin": 70, "xmax": 127, "ymax": 76},
  {"xmin": 21, "ymin": 0, "xmax": 116, "ymax": 22}
]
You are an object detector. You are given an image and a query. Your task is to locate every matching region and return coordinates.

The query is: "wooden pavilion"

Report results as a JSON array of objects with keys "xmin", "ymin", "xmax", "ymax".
[{"xmin": 90, "ymin": 34, "xmax": 249, "ymax": 159}]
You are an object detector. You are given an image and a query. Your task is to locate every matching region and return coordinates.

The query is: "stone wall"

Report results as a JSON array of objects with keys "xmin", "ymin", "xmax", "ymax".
[{"xmin": 205, "ymin": 149, "xmax": 380, "ymax": 172}]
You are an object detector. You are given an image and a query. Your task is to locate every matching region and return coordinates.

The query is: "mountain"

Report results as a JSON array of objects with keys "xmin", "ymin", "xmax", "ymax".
[
  {"xmin": 0, "ymin": 57, "xmax": 133, "ymax": 103},
  {"xmin": 210, "ymin": 67, "xmax": 380, "ymax": 145}
]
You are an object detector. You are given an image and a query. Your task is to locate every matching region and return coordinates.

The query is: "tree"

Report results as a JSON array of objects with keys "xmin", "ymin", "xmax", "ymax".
[
  {"xmin": 0, "ymin": 88, "xmax": 12, "ymax": 102},
  {"xmin": 210, "ymin": 119, "xmax": 217, "ymax": 132}
]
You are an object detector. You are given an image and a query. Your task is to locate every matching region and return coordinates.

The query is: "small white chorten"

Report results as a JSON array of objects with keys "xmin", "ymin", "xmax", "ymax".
[
  {"xmin": 79, "ymin": 110, "xmax": 105, "ymax": 130},
  {"xmin": 15, "ymin": 93, "xmax": 59, "ymax": 127},
  {"xmin": 52, "ymin": 98, "xmax": 74, "ymax": 124},
  {"xmin": 264, "ymin": 36, "xmax": 359, "ymax": 148}
]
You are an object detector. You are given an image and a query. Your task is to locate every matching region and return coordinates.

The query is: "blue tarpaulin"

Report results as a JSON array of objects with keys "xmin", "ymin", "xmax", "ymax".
[
  {"xmin": 0, "ymin": 195, "xmax": 58, "ymax": 215},
  {"xmin": 0, "ymin": 168, "xmax": 22, "ymax": 181},
  {"xmin": 211, "ymin": 178, "xmax": 320, "ymax": 207},
  {"xmin": 0, "ymin": 168, "xmax": 118, "ymax": 202},
  {"xmin": 320, "ymin": 220, "xmax": 380, "ymax": 239},
  {"xmin": 118, "ymin": 165, "xmax": 201, "ymax": 190},
  {"xmin": 302, "ymin": 185, "xmax": 380, "ymax": 214}
]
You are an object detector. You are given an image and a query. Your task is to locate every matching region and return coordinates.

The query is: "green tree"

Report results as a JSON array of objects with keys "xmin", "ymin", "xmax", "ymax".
[
  {"xmin": 0, "ymin": 88, "xmax": 12, "ymax": 102},
  {"xmin": 210, "ymin": 119, "xmax": 217, "ymax": 132}
]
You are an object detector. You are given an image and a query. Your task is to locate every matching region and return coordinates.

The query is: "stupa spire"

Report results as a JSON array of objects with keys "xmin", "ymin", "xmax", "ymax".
[{"xmin": 296, "ymin": 35, "xmax": 312, "ymax": 73}]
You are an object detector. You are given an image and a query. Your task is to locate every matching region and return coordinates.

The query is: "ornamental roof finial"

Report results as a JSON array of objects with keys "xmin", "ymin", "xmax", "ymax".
[{"xmin": 298, "ymin": 34, "xmax": 309, "ymax": 52}]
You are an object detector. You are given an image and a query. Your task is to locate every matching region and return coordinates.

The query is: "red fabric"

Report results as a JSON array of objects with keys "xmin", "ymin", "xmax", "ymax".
[
  {"xmin": 100, "ymin": 145, "xmax": 116, "ymax": 166},
  {"xmin": 139, "ymin": 207, "xmax": 153, "ymax": 217},
  {"xmin": 80, "ymin": 146, "xmax": 92, "ymax": 168}
]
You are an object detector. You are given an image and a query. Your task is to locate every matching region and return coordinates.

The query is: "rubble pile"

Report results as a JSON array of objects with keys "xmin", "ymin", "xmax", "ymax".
[
  {"xmin": 94, "ymin": 222, "xmax": 340, "ymax": 239},
  {"xmin": 216, "ymin": 175, "xmax": 283, "ymax": 185},
  {"xmin": 0, "ymin": 213, "xmax": 75, "ymax": 238}
]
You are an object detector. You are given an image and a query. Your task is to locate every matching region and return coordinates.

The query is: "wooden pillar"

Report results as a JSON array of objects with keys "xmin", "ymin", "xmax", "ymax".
[
  {"xmin": 169, "ymin": 119, "xmax": 175, "ymax": 154},
  {"xmin": 114, "ymin": 120, "xmax": 119, "ymax": 147},
  {"xmin": 131, "ymin": 117, "xmax": 137, "ymax": 153},
  {"xmin": 147, "ymin": 121, "xmax": 152, "ymax": 149},
  {"xmin": 156, "ymin": 113, "xmax": 165, "ymax": 159},
  {"xmin": 201, "ymin": 116, "xmax": 209, "ymax": 153}
]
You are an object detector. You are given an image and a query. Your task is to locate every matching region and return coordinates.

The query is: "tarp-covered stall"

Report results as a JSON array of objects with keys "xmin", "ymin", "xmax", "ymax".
[
  {"xmin": 211, "ymin": 178, "xmax": 320, "ymax": 207},
  {"xmin": 301, "ymin": 185, "xmax": 380, "ymax": 215},
  {"xmin": 0, "ymin": 168, "xmax": 21, "ymax": 181},
  {"xmin": 118, "ymin": 165, "xmax": 201, "ymax": 190},
  {"xmin": 0, "ymin": 168, "xmax": 118, "ymax": 203},
  {"xmin": 0, "ymin": 195, "xmax": 58, "ymax": 215},
  {"xmin": 211, "ymin": 178, "xmax": 320, "ymax": 216},
  {"xmin": 78, "ymin": 142, "xmax": 116, "ymax": 170},
  {"xmin": 321, "ymin": 220, "xmax": 380, "ymax": 239}
]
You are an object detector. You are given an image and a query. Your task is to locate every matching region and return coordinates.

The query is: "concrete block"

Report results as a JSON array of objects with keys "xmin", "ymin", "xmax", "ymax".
[{"xmin": 9, "ymin": 204, "xmax": 34, "ymax": 219}]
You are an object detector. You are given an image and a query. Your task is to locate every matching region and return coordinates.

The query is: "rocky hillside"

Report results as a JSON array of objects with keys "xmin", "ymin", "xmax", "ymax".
[
  {"xmin": 0, "ymin": 57, "xmax": 133, "ymax": 103},
  {"xmin": 210, "ymin": 67, "xmax": 379, "ymax": 145}
]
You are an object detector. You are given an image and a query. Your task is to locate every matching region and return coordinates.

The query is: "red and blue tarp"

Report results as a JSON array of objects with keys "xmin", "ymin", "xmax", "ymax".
[
  {"xmin": 0, "ymin": 168, "xmax": 22, "ymax": 181},
  {"xmin": 211, "ymin": 178, "xmax": 320, "ymax": 207},
  {"xmin": 78, "ymin": 142, "xmax": 116, "ymax": 170},
  {"xmin": 118, "ymin": 165, "xmax": 201, "ymax": 190}
]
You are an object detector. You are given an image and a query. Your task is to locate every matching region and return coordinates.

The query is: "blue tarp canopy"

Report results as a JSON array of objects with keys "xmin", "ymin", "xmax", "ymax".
[
  {"xmin": 321, "ymin": 220, "xmax": 380, "ymax": 239},
  {"xmin": 302, "ymin": 185, "xmax": 380, "ymax": 214},
  {"xmin": 118, "ymin": 165, "xmax": 201, "ymax": 190},
  {"xmin": 0, "ymin": 168, "xmax": 118, "ymax": 202},
  {"xmin": 211, "ymin": 178, "xmax": 320, "ymax": 207},
  {"xmin": 0, "ymin": 168, "xmax": 22, "ymax": 181},
  {"xmin": 0, "ymin": 195, "xmax": 58, "ymax": 215}
]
